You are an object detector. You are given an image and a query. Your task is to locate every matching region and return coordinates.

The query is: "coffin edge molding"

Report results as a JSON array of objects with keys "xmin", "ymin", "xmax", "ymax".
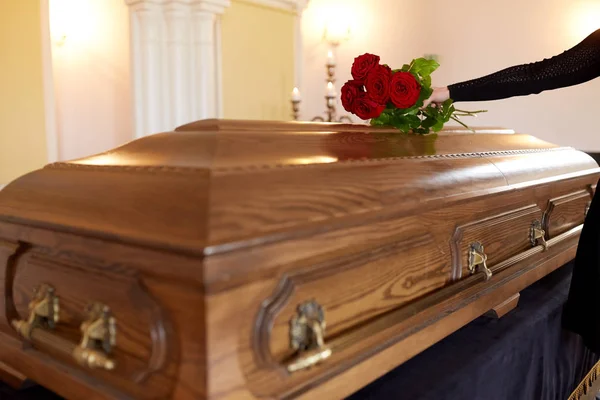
[{"xmin": 45, "ymin": 146, "xmax": 572, "ymax": 174}]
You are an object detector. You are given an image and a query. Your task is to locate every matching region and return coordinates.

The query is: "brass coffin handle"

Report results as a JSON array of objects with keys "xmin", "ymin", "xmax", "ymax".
[
  {"xmin": 530, "ymin": 220, "xmax": 548, "ymax": 250},
  {"xmin": 73, "ymin": 303, "xmax": 117, "ymax": 370},
  {"xmin": 12, "ymin": 285, "xmax": 117, "ymax": 371},
  {"xmin": 286, "ymin": 300, "xmax": 332, "ymax": 373},
  {"xmin": 12, "ymin": 283, "xmax": 60, "ymax": 339},
  {"xmin": 468, "ymin": 242, "xmax": 492, "ymax": 280},
  {"xmin": 468, "ymin": 221, "xmax": 553, "ymax": 281}
]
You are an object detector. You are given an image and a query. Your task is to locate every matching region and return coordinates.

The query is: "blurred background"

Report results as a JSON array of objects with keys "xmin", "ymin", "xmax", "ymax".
[{"xmin": 1, "ymin": 0, "xmax": 599, "ymax": 187}]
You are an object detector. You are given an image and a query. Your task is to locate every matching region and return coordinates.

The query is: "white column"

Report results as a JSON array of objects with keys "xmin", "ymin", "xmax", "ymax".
[
  {"xmin": 190, "ymin": 7, "xmax": 217, "ymax": 120},
  {"xmin": 125, "ymin": 0, "xmax": 230, "ymax": 138},
  {"xmin": 165, "ymin": 2, "xmax": 191, "ymax": 128}
]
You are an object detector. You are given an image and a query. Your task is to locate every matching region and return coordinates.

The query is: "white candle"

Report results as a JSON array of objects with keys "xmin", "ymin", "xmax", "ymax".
[
  {"xmin": 291, "ymin": 87, "xmax": 301, "ymax": 101},
  {"xmin": 326, "ymin": 50, "xmax": 336, "ymax": 67},
  {"xmin": 326, "ymin": 81, "xmax": 336, "ymax": 97}
]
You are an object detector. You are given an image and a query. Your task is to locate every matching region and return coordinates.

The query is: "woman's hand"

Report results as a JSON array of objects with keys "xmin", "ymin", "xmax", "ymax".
[{"xmin": 422, "ymin": 86, "xmax": 450, "ymax": 108}]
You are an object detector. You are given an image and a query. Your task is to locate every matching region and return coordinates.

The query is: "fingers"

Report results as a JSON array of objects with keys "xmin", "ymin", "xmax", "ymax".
[
  {"xmin": 421, "ymin": 97, "xmax": 433, "ymax": 109},
  {"xmin": 421, "ymin": 98, "xmax": 438, "ymax": 110}
]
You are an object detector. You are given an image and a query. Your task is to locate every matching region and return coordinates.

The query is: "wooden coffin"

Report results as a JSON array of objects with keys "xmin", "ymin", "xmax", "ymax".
[{"xmin": 0, "ymin": 119, "xmax": 598, "ymax": 400}]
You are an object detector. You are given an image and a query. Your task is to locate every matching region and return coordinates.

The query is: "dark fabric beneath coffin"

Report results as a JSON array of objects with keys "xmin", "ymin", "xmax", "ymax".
[
  {"xmin": 348, "ymin": 261, "xmax": 599, "ymax": 400},
  {"xmin": 563, "ymin": 176, "xmax": 600, "ymax": 354},
  {"xmin": 0, "ymin": 383, "xmax": 62, "ymax": 400}
]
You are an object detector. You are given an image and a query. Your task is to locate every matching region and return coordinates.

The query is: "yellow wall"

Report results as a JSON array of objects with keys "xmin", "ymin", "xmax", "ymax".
[
  {"xmin": 0, "ymin": 0, "xmax": 48, "ymax": 184},
  {"xmin": 221, "ymin": 0, "xmax": 295, "ymax": 121}
]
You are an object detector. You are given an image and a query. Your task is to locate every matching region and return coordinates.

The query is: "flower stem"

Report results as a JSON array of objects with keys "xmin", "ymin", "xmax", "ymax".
[
  {"xmin": 454, "ymin": 108, "xmax": 488, "ymax": 115},
  {"xmin": 451, "ymin": 115, "xmax": 475, "ymax": 132}
]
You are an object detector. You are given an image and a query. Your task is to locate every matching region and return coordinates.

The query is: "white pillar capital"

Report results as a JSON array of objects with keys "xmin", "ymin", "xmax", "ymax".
[
  {"xmin": 125, "ymin": 0, "xmax": 231, "ymax": 138},
  {"xmin": 240, "ymin": 0, "xmax": 307, "ymax": 14},
  {"xmin": 125, "ymin": 0, "xmax": 230, "ymax": 10},
  {"xmin": 189, "ymin": 0, "xmax": 230, "ymax": 14}
]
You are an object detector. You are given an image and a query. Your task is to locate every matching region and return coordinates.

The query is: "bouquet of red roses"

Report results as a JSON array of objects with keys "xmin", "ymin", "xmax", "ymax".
[{"xmin": 341, "ymin": 53, "xmax": 485, "ymax": 134}]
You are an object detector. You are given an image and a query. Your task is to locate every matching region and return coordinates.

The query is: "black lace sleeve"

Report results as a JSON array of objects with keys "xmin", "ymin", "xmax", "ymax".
[{"xmin": 448, "ymin": 29, "xmax": 600, "ymax": 102}]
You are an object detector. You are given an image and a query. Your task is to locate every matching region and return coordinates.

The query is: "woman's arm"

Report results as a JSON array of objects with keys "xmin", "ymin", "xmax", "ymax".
[{"xmin": 434, "ymin": 28, "xmax": 600, "ymax": 103}]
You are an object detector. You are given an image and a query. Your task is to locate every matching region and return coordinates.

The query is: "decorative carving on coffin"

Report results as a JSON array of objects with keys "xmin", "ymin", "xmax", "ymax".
[
  {"xmin": 451, "ymin": 205, "xmax": 544, "ymax": 281},
  {"xmin": 5, "ymin": 245, "xmax": 176, "ymax": 398},
  {"xmin": 44, "ymin": 146, "xmax": 570, "ymax": 175},
  {"xmin": 542, "ymin": 190, "xmax": 592, "ymax": 238},
  {"xmin": 0, "ymin": 239, "xmax": 26, "ymax": 334},
  {"xmin": 248, "ymin": 232, "xmax": 450, "ymax": 395}
]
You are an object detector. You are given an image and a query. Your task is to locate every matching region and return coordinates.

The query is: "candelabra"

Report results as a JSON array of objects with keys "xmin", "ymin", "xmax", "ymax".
[{"xmin": 291, "ymin": 49, "xmax": 352, "ymax": 123}]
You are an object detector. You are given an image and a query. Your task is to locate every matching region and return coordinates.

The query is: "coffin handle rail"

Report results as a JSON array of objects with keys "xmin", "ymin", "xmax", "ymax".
[
  {"xmin": 11, "ymin": 285, "xmax": 117, "ymax": 371},
  {"xmin": 468, "ymin": 242, "xmax": 492, "ymax": 281},
  {"xmin": 530, "ymin": 220, "xmax": 548, "ymax": 250},
  {"xmin": 279, "ymin": 224, "xmax": 582, "ymax": 376},
  {"xmin": 286, "ymin": 300, "xmax": 332, "ymax": 373}
]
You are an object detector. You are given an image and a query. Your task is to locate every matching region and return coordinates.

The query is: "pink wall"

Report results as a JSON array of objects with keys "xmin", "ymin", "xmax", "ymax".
[
  {"xmin": 300, "ymin": 0, "xmax": 427, "ymax": 123},
  {"xmin": 427, "ymin": 0, "xmax": 600, "ymax": 151},
  {"xmin": 301, "ymin": 0, "xmax": 600, "ymax": 151},
  {"xmin": 51, "ymin": 0, "xmax": 133, "ymax": 161}
]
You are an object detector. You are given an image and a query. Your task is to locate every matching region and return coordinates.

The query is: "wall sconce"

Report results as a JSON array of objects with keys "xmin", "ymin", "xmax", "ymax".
[
  {"xmin": 568, "ymin": 1, "xmax": 600, "ymax": 43},
  {"xmin": 322, "ymin": 18, "xmax": 351, "ymax": 46},
  {"xmin": 290, "ymin": 4, "xmax": 354, "ymax": 122},
  {"xmin": 52, "ymin": 31, "xmax": 68, "ymax": 46},
  {"xmin": 49, "ymin": 0, "xmax": 96, "ymax": 47},
  {"xmin": 290, "ymin": 47, "xmax": 352, "ymax": 123}
]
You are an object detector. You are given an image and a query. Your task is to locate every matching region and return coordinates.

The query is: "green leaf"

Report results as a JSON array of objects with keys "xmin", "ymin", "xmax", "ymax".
[
  {"xmin": 437, "ymin": 99, "xmax": 455, "ymax": 122},
  {"xmin": 415, "ymin": 86, "xmax": 433, "ymax": 108},
  {"xmin": 388, "ymin": 114, "xmax": 411, "ymax": 133},
  {"xmin": 421, "ymin": 75, "xmax": 432, "ymax": 88},
  {"xmin": 432, "ymin": 118, "xmax": 445, "ymax": 132},
  {"xmin": 405, "ymin": 114, "xmax": 421, "ymax": 128},
  {"xmin": 401, "ymin": 64, "xmax": 411, "ymax": 72},
  {"xmin": 421, "ymin": 116, "xmax": 437, "ymax": 129},
  {"xmin": 371, "ymin": 110, "xmax": 393, "ymax": 126},
  {"xmin": 404, "ymin": 106, "xmax": 420, "ymax": 116},
  {"xmin": 410, "ymin": 57, "xmax": 439, "ymax": 78}
]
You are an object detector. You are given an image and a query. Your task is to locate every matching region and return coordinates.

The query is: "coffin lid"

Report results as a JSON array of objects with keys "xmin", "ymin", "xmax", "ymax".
[{"xmin": 0, "ymin": 119, "xmax": 597, "ymax": 256}]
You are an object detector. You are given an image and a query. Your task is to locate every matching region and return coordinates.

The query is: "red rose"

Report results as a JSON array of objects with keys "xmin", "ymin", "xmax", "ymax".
[
  {"xmin": 390, "ymin": 72, "xmax": 421, "ymax": 109},
  {"xmin": 353, "ymin": 93, "xmax": 386, "ymax": 120},
  {"xmin": 341, "ymin": 80, "xmax": 364, "ymax": 112},
  {"xmin": 365, "ymin": 64, "xmax": 392, "ymax": 105},
  {"xmin": 351, "ymin": 53, "xmax": 380, "ymax": 81}
]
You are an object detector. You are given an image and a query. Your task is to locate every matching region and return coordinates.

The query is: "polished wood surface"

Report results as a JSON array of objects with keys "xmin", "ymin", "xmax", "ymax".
[
  {"xmin": 485, "ymin": 293, "xmax": 520, "ymax": 319},
  {"xmin": 0, "ymin": 362, "xmax": 27, "ymax": 390},
  {"xmin": 0, "ymin": 119, "xmax": 598, "ymax": 400}
]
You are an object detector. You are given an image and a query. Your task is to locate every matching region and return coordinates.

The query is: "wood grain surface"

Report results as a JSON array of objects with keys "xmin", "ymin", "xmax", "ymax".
[{"xmin": 0, "ymin": 119, "xmax": 597, "ymax": 400}]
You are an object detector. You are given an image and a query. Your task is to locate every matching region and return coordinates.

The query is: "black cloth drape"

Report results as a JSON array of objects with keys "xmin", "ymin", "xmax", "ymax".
[
  {"xmin": 349, "ymin": 262, "xmax": 598, "ymax": 400},
  {"xmin": 563, "ymin": 177, "xmax": 600, "ymax": 355}
]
